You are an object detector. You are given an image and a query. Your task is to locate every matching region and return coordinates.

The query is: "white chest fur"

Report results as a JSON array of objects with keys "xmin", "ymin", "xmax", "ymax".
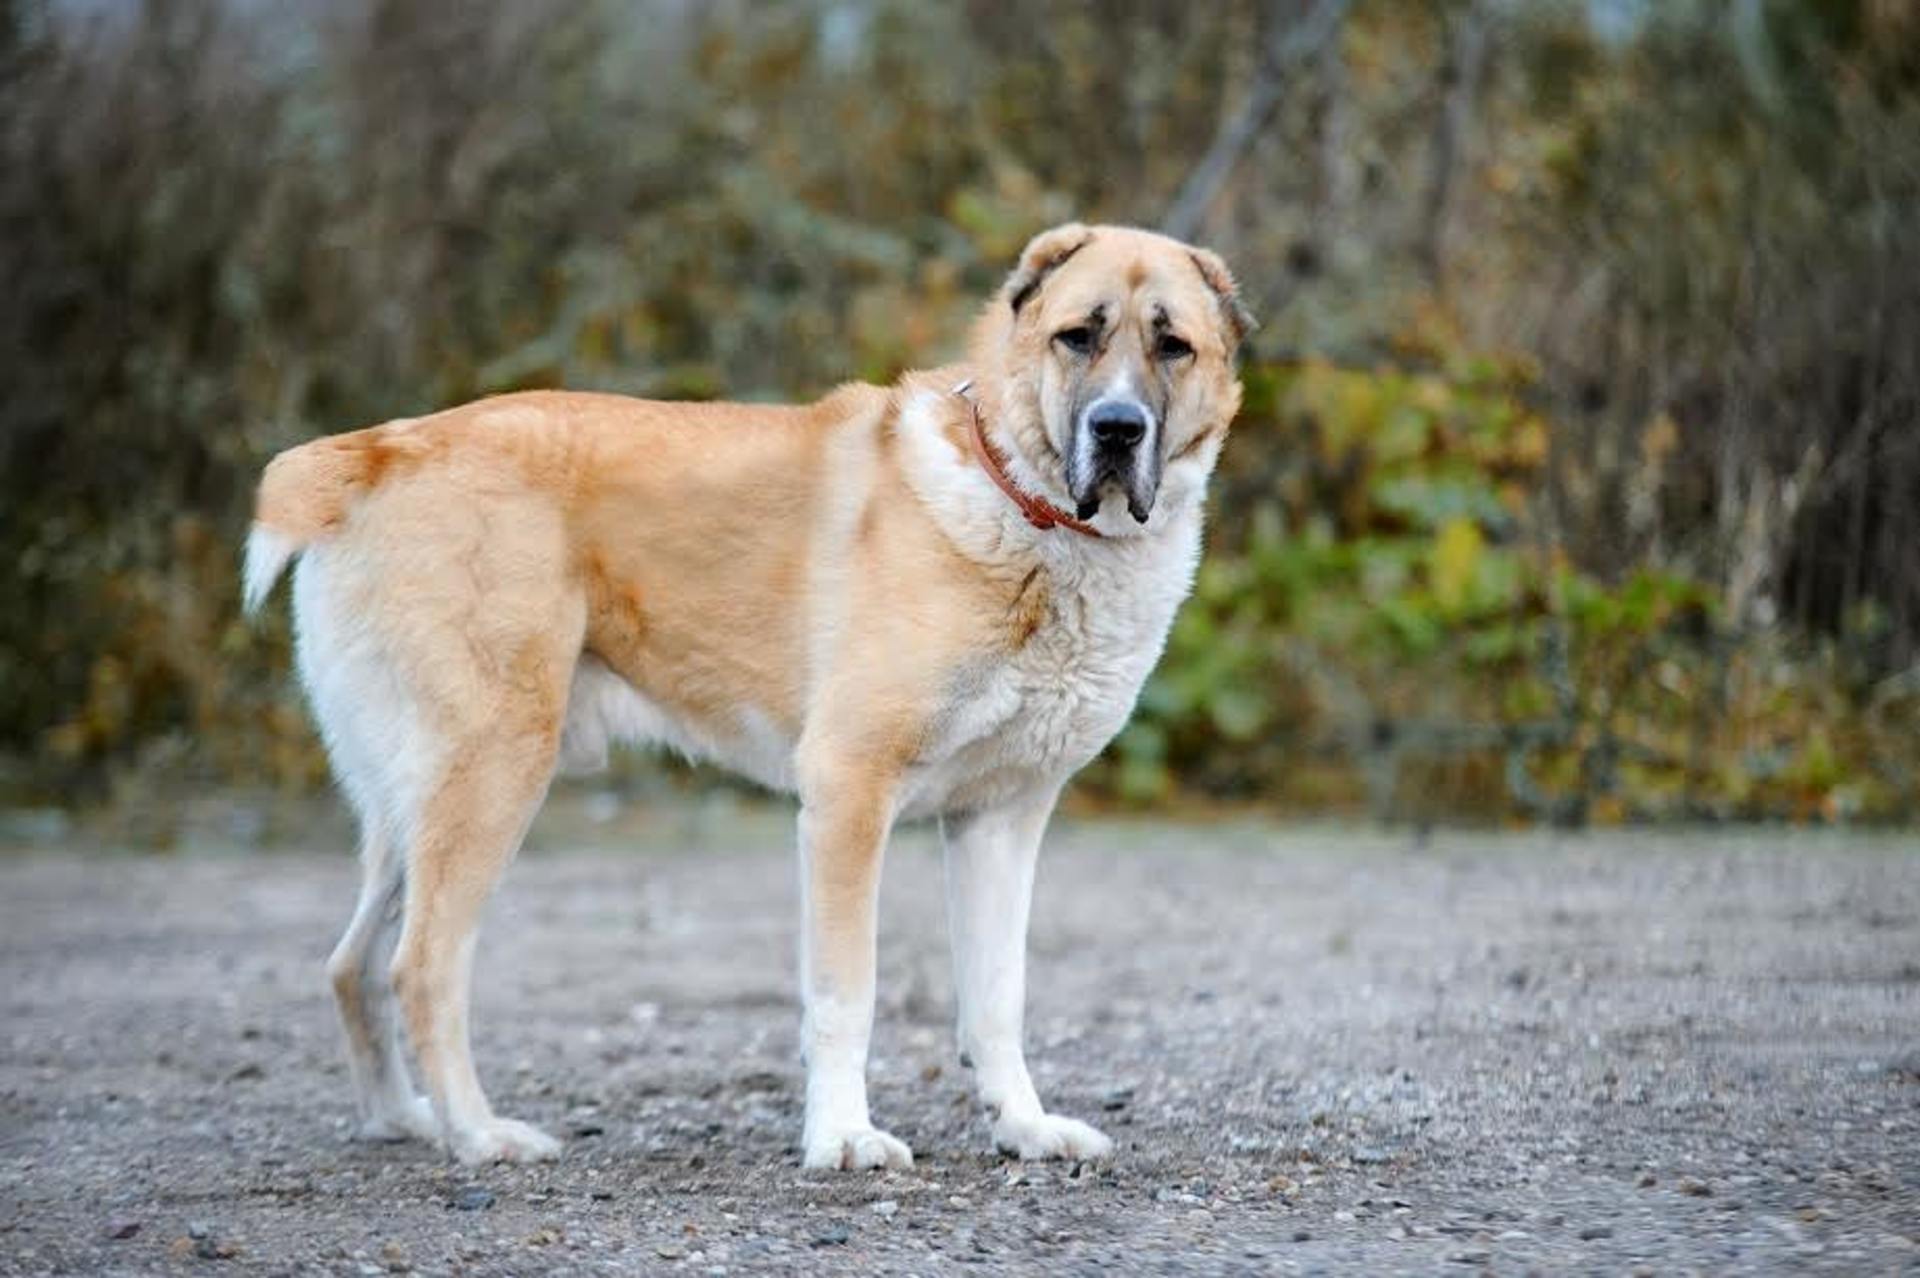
[{"xmin": 897, "ymin": 529, "xmax": 1196, "ymax": 816}]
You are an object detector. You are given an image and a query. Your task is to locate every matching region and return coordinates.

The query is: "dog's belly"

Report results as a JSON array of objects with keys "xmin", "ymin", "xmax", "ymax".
[
  {"xmin": 561, "ymin": 647, "xmax": 1140, "ymax": 818},
  {"xmin": 559, "ymin": 655, "xmax": 798, "ymax": 793}
]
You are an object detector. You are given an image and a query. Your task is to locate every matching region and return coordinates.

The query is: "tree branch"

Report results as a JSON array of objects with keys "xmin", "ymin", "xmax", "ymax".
[{"xmin": 1160, "ymin": 0, "xmax": 1351, "ymax": 243}]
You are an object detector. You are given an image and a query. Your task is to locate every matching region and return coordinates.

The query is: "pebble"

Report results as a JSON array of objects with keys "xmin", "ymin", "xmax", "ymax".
[
  {"xmin": 1579, "ymin": 1225, "xmax": 1614, "ymax": 1240},
  {"xmin": 105, "ymin": 1218, "xmax": 141, "ymax": 1240},
  {"xmin": 871, "ymin": 1200, "xmax": 899, "ymax": 1218},
  {"xmin": 811, "ymin": 1225, "xmax": 850, "ymax": 1247},
  {"xmin": 449, "ymin": 1187, "xmax": 496, "ymax": 1212}
]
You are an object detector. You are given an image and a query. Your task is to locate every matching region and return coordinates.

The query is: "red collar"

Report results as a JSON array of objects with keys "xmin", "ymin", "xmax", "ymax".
[{"xmin": 954, "ymin": 382, "xmax": 1103, "ymax": 539}]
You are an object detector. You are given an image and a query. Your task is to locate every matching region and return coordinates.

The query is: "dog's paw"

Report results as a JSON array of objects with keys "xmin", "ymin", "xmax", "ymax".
[
  {"xmin": 356, "ymin": 1095, "xmax": 439, "ymax": 1144},
  {"xmin": 993, "ymin": 1112, "xmax": 1114, "ymax": 1162},
  {"xmin": 449, "ymin": 1117, "xmax": 562, "ymax": 1165},
  {"xmin": 802, "ymin": 1125, "xmax": 914, "ymax": 1171}
]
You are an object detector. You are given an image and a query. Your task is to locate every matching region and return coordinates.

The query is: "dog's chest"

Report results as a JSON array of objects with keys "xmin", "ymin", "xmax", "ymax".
[{"xmin": 902, "ymin": 535, "xmax": 1194, "ymax": 815}]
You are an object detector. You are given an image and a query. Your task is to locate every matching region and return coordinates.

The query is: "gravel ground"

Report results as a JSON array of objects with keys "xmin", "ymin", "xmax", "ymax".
[{"xmin": 2, "ymin": 807, "xmax": 1917, "ymax": 1275}]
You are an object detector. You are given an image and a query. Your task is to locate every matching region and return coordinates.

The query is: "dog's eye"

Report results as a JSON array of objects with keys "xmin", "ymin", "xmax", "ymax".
[
  {"xmin": 1052, "ymin": 327, "xmax": 1094, "ymax": 355},
  {"xmin": 1156, "ymin": 334, "xmax": 1194, "ymax": 361}
]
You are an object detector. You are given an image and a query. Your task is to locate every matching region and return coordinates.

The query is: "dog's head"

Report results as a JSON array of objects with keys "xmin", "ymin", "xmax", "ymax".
[{"xmin": 977, "ymin": 223, "xmax": 1253, "ymax": 531}]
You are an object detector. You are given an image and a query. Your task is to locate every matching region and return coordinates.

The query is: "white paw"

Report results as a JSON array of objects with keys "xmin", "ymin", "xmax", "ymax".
[
  {"xmin": 356, "ymin": 1095, "xmax": 439, "ymax": 1144},
  {"xmin": 803, "ymin": 1125, "xmax": 914, "ymax": 1171},
  {"xmin": 993, "ymin": 1112, "xmax": 1114, "ymax": 1162},
  {"xmin": 449, "ymin": 1117, "xmax": 562, "ymax": 1165}
]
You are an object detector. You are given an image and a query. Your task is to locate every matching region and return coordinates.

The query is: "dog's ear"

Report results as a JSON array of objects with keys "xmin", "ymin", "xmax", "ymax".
[
  {"xmin": 1006, "ymin": 223, "xmax": 1094, "ymax": 315},
  {"xmin": 1189, "ymin": 248, "xmax": 1258, "ymax": 350}
]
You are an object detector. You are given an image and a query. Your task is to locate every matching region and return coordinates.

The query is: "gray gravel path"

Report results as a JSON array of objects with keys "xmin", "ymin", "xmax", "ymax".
[{"xmin": 2, "ymin": 810, "xmax": 1917, "ymax": 1274}]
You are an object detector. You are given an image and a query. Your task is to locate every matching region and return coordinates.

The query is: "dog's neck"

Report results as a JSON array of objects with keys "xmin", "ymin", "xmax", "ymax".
[
  {"xmin": 953, "ymin": 380, "xmax": 1103, "ymax": 539},
  {"xmin": 891, "ymin": 374, "xmax": 1206, "ymax": 579},
  {"xmin": 948, "ymin": 370, "xmax": 1073, "ymax": 512}
]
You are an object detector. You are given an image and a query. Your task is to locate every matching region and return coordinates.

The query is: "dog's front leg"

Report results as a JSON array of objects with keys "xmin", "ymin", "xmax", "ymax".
[
  {"xmin": 942, "ymin": 785, "xmax": 1114, "ymax": 1161},
  {"xmin": 795, "ymin": 758, "xmax": 912, "ymax": 1170}
]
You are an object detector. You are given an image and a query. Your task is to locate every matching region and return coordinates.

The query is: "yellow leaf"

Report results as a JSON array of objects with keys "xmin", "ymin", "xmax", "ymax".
[{"xmin": 1432, "ymin": 517, "xmax": 1484, "ymax": 611}]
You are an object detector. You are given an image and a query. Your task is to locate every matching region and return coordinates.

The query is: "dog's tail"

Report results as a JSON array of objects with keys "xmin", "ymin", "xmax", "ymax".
[
  {"xmin": 241, "ymin": 525, "xmax": 302, "ymax": 618},
  {"xmin": 241, "ymin": 430, "xmax": 392, "ymax": 616}
]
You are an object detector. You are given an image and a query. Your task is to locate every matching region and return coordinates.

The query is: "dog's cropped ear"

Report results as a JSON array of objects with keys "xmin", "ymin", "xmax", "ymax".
[
  {"xmin": 1006, "ymin": 223, "xmax": 1094, "ymax": 316},
  {"xmin": 1189, "ymin": 248, "xmax": 1258, "ymax": 350}
]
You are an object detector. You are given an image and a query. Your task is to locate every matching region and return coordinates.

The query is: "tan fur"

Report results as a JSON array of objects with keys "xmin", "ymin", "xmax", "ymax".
[{"xmin": 250, "ymin": 223, "xmax": 1250, "ymax": 1167}]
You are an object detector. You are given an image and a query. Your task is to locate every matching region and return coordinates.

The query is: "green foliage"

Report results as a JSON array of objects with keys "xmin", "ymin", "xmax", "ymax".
[{"xmin": 2, "ymin": 0, "xmax": 1915, "ymax": 823}]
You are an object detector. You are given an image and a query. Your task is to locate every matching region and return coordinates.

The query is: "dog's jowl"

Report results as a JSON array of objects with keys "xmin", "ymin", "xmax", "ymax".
[{"xmin": 244, "ymin": 223, "xmax": 1251, "ymax": 1169}]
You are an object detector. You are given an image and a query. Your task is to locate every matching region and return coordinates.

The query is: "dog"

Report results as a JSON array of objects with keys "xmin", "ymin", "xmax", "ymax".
[{"xmin": 242, "ymin": 222, "xmax": 1252, "ymax": 1168}]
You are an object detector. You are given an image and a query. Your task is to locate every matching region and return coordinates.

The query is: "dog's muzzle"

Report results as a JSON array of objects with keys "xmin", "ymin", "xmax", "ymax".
[{"xmin": 1070, "ymin": 398, "xmax": 1160, "ymax": 524}]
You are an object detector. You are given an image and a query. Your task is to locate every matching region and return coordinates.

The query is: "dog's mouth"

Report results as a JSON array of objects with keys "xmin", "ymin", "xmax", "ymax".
[
  {"xmin": 1071, "ymin": 471, "xmax": 1156, "ymax": 525},
  {"xmin": 1067, "ymin": 407, "xmax": 1161, "ymax": 525}
]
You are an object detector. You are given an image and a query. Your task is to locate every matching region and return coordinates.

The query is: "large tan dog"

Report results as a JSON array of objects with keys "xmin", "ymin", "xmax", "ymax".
[{"xmin": 244, "ymin": 223, "xmax": 1251, "ymax": 1169}]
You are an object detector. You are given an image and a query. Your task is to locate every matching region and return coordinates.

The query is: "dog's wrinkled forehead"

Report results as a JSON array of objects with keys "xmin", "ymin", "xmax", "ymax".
[{"xmin": 1005, "ymin": 223, "xmax": 1254, "ymax": 351}]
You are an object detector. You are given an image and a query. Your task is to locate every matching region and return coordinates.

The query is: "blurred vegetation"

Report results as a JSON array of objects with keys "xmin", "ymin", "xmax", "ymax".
[{"xmin": 2, "ymin": 0, "xmax": 1916, "ymax": 824}]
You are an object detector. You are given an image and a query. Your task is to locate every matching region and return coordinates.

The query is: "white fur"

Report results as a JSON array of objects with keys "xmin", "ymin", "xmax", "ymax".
[
  {"xmin": 291, "ymin": 546, "xmax": 443, "ymax": 847},
  {"xmin": 943, "ymin": 786, "xmax": 1114, "ymax": 1161},
  {"xmin": 242, "ymin": 525, "xmax": 298, "ymax": 616}
]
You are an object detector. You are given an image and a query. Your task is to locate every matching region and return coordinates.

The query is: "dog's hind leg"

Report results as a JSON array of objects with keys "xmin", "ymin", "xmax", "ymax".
[
  {"xmin": 296, "ymin": 551, "xmax": 439, "ymax": 1144},
  {"xmin": 328, "ymin": 819, "xmax": 436, "ymax": 1143},
  {"xmin": 289, "ymin": 476, "xmax": 580, "ymax": 1163},
  {"xmin": 390, "ymin": 716, "xmax": 565, "ymax": 1166}
]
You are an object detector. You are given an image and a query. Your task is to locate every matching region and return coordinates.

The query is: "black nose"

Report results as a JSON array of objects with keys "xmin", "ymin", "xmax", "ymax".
[{"xmin": 1089, "ymin": 403, "xmax": 1148, "ymax": 450}]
